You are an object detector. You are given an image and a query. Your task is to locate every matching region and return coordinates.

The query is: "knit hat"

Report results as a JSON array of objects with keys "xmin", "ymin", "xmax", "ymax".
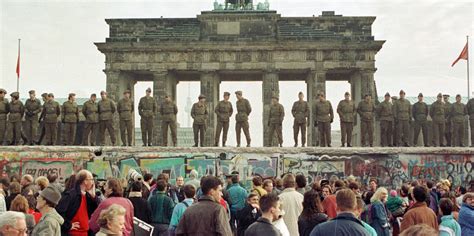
[
  {"xmin": 40, "ymin": 186, "xmax": 62, "ymax": 206},
  {"xmin": 390, "ymin": 190, "xmax": 397, "ymax": 197}
]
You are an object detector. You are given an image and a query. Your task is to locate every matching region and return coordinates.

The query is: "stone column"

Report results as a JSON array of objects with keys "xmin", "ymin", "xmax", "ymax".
[
  {"xmin": 306, "ymin": 70, "xmax": 326, "ymax": 146},
  {"xmin": 350, "ymin": 72, "xmax": 362, "ymax": 146},
  {"xmin": 262, "ymin": 71, "xmax": 279, "ymax": 147},
  {"xmin": 200, "ymin": 71, "xmax": 220, "ymax": 147},
  {"xmin": 103, "ymin": 70, "xmax": 123, "ymax": 146},
  {"xmin": 152, "ymin": 70, "xmax": 169, "ymax": 146},
  {"xmin": 351, "ymin": 69, "xmax": 377, "ymax": 146}
]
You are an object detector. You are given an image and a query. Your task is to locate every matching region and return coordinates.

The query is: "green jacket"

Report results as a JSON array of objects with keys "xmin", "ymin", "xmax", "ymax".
[
  {"xmin": 215, "ymin": 100, "xmax": 233, "ymax": 122},
  {"xmin": 24, "ymin": 98, "xmax": 42, "ymax": 120},
  {"xmin": 376, "ymin": 100, "xmax": 394, "ymax": 121},
  {"xmin": 42, "ymin": 100, "xmax": 60, "ymax": 124},
  {"xmin": 118, "ymin": 98, "xmax": 134, "ymax": 121},
  {"xmin": 236, "ymin": 98, "xmax": 252, "ymax": 122},
  {"xmin": 450, "ymin": 102, "xmax": 467, "ymax": 123},
  {"xmin": 292, "ymin": 100, "xmax": 310, "ymax": 124},
  {"xmin": 314, "ymin": 100, "xmax": 334, "ymax": 122},
  {"xmin": 412, "ymin": 101, "xmax": 428, "ymax": 122},
  {"xmin": 82, "ymin": 100, "xmax": 99, "ymax": 124},
  {"xmin": 31, "ymin": 208, "xmax": 64, "ymax": 236},
  {"xmin": 430, "ymin": 100, "xmax": 446, "ymax": 123},
  {"xmin": 269, "ymin": 102, "xmax": 285, "ymax": 124},
  {"xmin": 191, "ymin": 102, "xmax": 208, "ymax": 125},
  {"xmin": 62, "ymin": 101, "xmax": 79, "ymax": 123},
  {"xmin": 357, "ymin": 100, "xmax": 375, "ymax": 121},
  {"xmin": 98, "ymin": 99, "xmax": 116, "ymax": 121},
  {"xmin": 149, "ymin": 192, "xmax": 175, "ymax": 224},
  {"xmin": 138, "ymin": 96, "xmax": 157, "ymax": 118},
  {"xmin": 466, "ymin": 98, "xmax": 474, "ymax": 120},
  {"xmin": 394, "ymin": 98, "xmax": 411, "ymax": 121},
  {"xmin": 0, "ymin": 98, "xmax": 9, "ymax": 120},
  {"xmin": 8, "ymin": 100, "xmax": 24, "ymax": 123},
  {"xmin": 160, "ymin": 100, "xmax": 178, "ymax": 122},
  {"xmin": 337, "ymin": 100, "xmax": 355, "ymax": 123}
]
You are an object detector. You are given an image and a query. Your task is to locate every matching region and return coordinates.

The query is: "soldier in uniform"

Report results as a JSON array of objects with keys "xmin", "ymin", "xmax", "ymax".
[
  {"xmin": 430, "ymin": 93, "xmax": 446, "ymax": 147},
  {"xmin": 191, "ymin": 94, "xmax": 208, "ymax": 147},
  {"xmin": 314, "ymin": 93, "xmax": 333, "ymax": 147},
  {"xmin": 61, "ymin": 93, "xmax": 79, "ymax": 145},
  {"xmin": 118, "ymin": 90, "xmax": 134, "ymax": 146},
  {"xmin": 292, "ymin": 92, "xmax": 309, "ymax": 147},
  {"xmin": 357, "ymin": 94, "xmax": 376, "ymax": 147},
  {"xmin": 235, "ymin": 91, "xmax": 252, "ymax": 147},
  {"xmin": 337, "ymin": 92, "xmax": 356, "ymax": 147},
  {"xmin": 214, "ymin": 92, "xmax": 233, "ymax": 147},
  {"xmin": 394, "ymin": 90, "xmax": 412, "ymax": 147},
  {"xmin": 138, "ymin": 88, "xmax": 157, "ymax": 146},
  {"xmin": 443, "ymin": 94, "xmax": 453, "ymax": 146},
  {"xmin": 23, "ymin": 90, "xmax": 42, "ymax": 145},
  {"xmin": 450, "ymin": 94, "xmax": 467, "ymax": 147},
  {"xmin": 7, "ymin": 92, "xmax": 24, "ymax": 145},
  {"xmin": 412, "ymin": 93, "xmax": 429, "ymax": 147},
  {"xmin": 160, "ymin": 94, "xmax": 178, "ymax": 147},
  {"xmin": 98, "ymin": 91, "xmax": 116, "ymax": 146},
  {"xmin": 268, "ymin": 95, "xmax": 285, "ymax": 147},
  {"xmin": 82, "ymin": 94, "xmax": 99, "ymax": 146},
  {"xmin": 466, "ymin": 96, "xmax": 474, "ymax": 147},
  {"xmin": 391, "ymin": 96, "xmax": 399, "ymax": 146},
  {"xmin": 36, "ymin": 93, "xmax": 48, "ymax": 145},
  {"xmin": 376, "ymin": 93, "xmax": 394, "ymax": 147},
  {"xmin": 0, "ymin": 89, "xmax": 9, "ymax": 145},
  {"xmin": 42, "ymin": 93, "xmax": 60, "ymax": 145}
]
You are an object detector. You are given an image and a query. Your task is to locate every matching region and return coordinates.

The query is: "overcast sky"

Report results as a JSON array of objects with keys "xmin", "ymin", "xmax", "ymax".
[{"xmin": 1, "ymin": 0, "xmax": 473, "ymax": 146}]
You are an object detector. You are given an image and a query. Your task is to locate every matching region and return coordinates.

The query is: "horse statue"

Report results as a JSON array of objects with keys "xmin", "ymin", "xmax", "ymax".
[{"xmin": 225, "ymin": 0, "xmax": 253, "ymax": 10}]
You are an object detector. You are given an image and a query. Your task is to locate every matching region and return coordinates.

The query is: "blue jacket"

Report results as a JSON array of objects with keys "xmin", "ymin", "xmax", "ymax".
[
  {"xmin": 440, "ymin": 214, "xmax": 461, "ymax": 236},
  {"xmin": 169, "ymin": 198, "xmax": 194, "ymax": 228},
  {"xmin": 310, "ymin": 212, "xmax": 370, "ymax": 236},
  {"xmin": 369, "ymin": 201, "xmax": 390, "ymax": 236},
  {"xmin": 459, "ymin": 203, "xmax": 474, "ymax": 236},
  {"xmin": 228, "ymin": 183, "xmax": 248, "ymax": 213}
]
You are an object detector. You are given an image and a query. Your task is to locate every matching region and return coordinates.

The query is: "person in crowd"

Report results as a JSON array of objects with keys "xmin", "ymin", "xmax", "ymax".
[
  {"xmin": 95, "ymin": 204, "xmax": 126, "ymax": 236},
  {"xmin": 56, "ymin": 169, "xmax": 99, "ymax": 236},
  {"xmin": 400, "ymin": 185, "xmax": 438, "ymax": 233},
  {"xmin": 399, "ymin": 224, "xmax": 438, "ymax": 236},
  {"xmin": 176, "ymin": 175, "xmax": 232, "ymax": 235},
  {"xmin": 142, "ymin": 173, "xmax": 153, "ymax": 199},
  {"xmin": 321, "ymin": 185, "xmax": 331, "ymax": 200},
  {"xmin": 310, "ymin": 189, "xmax": 370, "ymax": 236},
  {"xmin": 279, "ymin": 173, "xmax": 304, "ymax": 236},
  {"xmin": 127, "ymin": 181, "xmax": 151, "ymax": 224},
  {"xmin": 426, "ymin": 180, "xmax": 439, "ymax": 215},
  {"xmin": 322, "ymin": 180, "xmax": 345, "ymax": 219},
  {"xmin": 348, "ymin": 182, "xmax": 361, "ymax": 196},
  {"xmin": 386, "ymin": 189, "xmax": 405, "ymax": 217},
  {"xmin": 148, "ymin": 180, "xmax": 175, "ymax": 236},
  {"xmin": 228, "ymin": 174, "xmax": 248, "ymax": 230},
  {"xmin": 458, "ymin": 192, "xmax": 474, "ymax": 236},
  {"xmin": 0, "ymin": 211, "xmax": 28, "ymax": 236},
  {"xmin": 10, "ymin": 195, "xmax": 36, "ymax": 234},
  {"xmin": 169, "ymin": 184, "xmax": 195, "ymax": 233},
  {"xmin": 298, "ymin": 190, "xmax": 328, "ymax": 236},
  {"xmin": 26, "ymin": 195, "xmax": 41, "ymax": 223},
  {"xmin": 368, "ymin": 178, "xmax": 377, "ymax": 195},
  {"xmin": 6, "ymin": 182, "xmax": 20, "ymax": 210},
  {"xmin": 32, "ymin": 186, "xmax": 64, "ymax": 236},
  {"xmin": 236, "ymin": 193, "xmax": 261, "ymax": 236},
  {"xmin": 62, "ymin": 174, "xmax": 76, "ymax": 194},
  {"xmin": 244, "ymin": 193, "xmax": 282, "ymax": 236},
  {"xmin": 0, "ymin": 177, "xmax": 9, "ymax": 213},
  {"xmin": 263, "ymin": 179, "xmax": 274, "ymax": 195},
  {"xmin": 20, "ymin": 175, "xmax": 36, "ymax": 197},
  {"xmin": 445, "ymin": 192, "xmax": 461, "ymax": 220},
  {"xmin": 369, "ymin": 187, "xmax": 390, "ymax": 236},
  {"xmin": 251, "ymin": 176, "xmax": 267, "ymax": 197},
  {"xmin": 438, "ymin": 198, "xmax": 462, "ymax": 236},
  {"xmin": 47, "ymin": 174, "xmax": 64, "ymax": 193},
  {"xmin": 175, "ymin": 176, "xmax": 186, "ymax": 202},
  {"xmin": 184, "ymin": 170, "xmax": 200, "ymax": 190},
  {"xmin": 355, "ymin": 197, "xmax": 377, "ymax": 236},
  {"xmin": 35, "ymin": 176, "xmax": 49, "ymax": 191},
  {"xmin": 295, "ymin": 174, "xmax": 308, "ymax": 195},
  {"xmin": 455, "ymin": 186, "xmax": 466, "ymax": 207}
]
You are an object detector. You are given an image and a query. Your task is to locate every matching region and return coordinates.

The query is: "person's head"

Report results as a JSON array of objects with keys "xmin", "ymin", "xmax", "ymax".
[
  {"xmin": 0, "ymin": 211, "xmax": 27, "ymax": 236},
  {"xmin": 348, "ymin": 182, "xmax": 360, "ymax": 195},
  {"xmin": 439, "ymin": 198, "xmax": 454, "ymax": 216},
  {"xmin": 436, "ymin": 93, "xmax": 442, "ymax": 102},
  {"xmin": 417, "ymin": 93, "xmax": 423, "ymax": 102},
  {"xmin": 456, "ymin": 186, "xmax": 467, "ymax": 196},
  {"xmin": 156, "ymin": 180, "xmax": 168, "ymax": 192},
  {"xmin": 76, "ymin": 169, "xmax": 94, "ymax": 191},
  {"xmin": 413, "ymin": 185, "xmax": 429, "ymax": 203},
  {"xmin": 10, "ymin": 195, "xmax": 29, "ymax": 214},
  {"xmin": 426, "ymin": 180, "xmax": 435, "ymax": 189},
  {"xmin": 295, "ymin": 175, "xmax": 307, "ymax": 189},
  {"xmin": 439, "ymin": 184, "xmax": 450, "ymax": 197},
  {"xmin": 223, "ymin": 92, "xmax": 230, "ymax": 101},
  {"xmin": 123, "ymin": 90, "xmax": 130, "ymax": 99},
  {"xmin": 298, "ymin": 92, "xmax": 304, "ymax": 101},
  {"xmin": 364, "ymin": 94, "xmax": 371, "ymax": 102},
  {"xmin": 334, "ymin": 180, "xmax": 346, "ymax": 190},
  {"xmin": 231, "ymin": 175, "xmax": 239, "ymax": 184},
  {"xmin": 247, "ymin": 193, "xmax": 259, "ymax": 205},
  {"xmin": 443, "ymin": 94, "xmax": 450, "ymax": 102},
  {"xmin": 399, "ymin": 224, "xmax": 438, "ymax": 236},
  {"xmin": 8, "ymin": 182, "xmax": 21, "ymax": 195},
  {"xmin": 46, "ymin": 173, "xmax": 58, "ymax": 184},
  {"xmin": 384, "ymin": 93, "xmax": 390, "ymax": 102},
  {"xmin": 130, "ymin": 181, "xmax": 142, "ymax": 193},
  {"xmin": 165, "ymin": 94, "xmax": 172, "ymax": 102},
  {"xmin": 90, "ymin": 93, "xmax": 97, "ymax": 102},
  {"xmin": 104, "ymin": 178, "xmax": 123, "ymax": 198},
  {"xmin": 463, "ymin": 192, "xmax": 474, "ymax": 207},
  {"xmin": 399, "ymin": 90, "xmax": 406, "ymax": 99},
  {"xmin": 455, "ymin": 94, "xmax": 461, "ymax": 103},
  {"xmin": 275, "ymin": 178, "xmax": 283, "ymax": 190},
  {"xmin": 319, "ymin": 93, "xmax": 326, "ymax": 101},
  {"xmin": 145, "ymin": 88, "xmax": 152, "ymax": 96},
  {"xmin": 271, "ymin": 96, "xmax": 278, "ymax": 104},
  {"xmin": 370, "ymin": 187, "xmax": 389, "ymax": 203},
  {"xmin": 355, "ymin": 196, "xmax": 366, "ymax": 217},
  {"xmin": 189, "ymin": 170, "xmax": 198, "ymax": 180},
  {"xmin": 201, "ymin": 176, "xmax": 223, "ymax": 202},
  {"xmin": 0, "ymin": 89, "xmax": 5, "ymax": 99},
  {"xmin": 20, "ymin": 175, "xmax": 33, "ymax": 187},
  {"xmin": 143, "ymin": 173, "xmax": 153, "ymax": 183},
  {"xmin": 35, "ymin": 176, "xmax": 49, "ymax": 191},
  {"xmin": 235, "ymin": 91, "xmax": 243, "ymax": 100},
  {"xmin": 259, "ymin": 193, "xmax": 281, "ymax": 221},
  {"xmin": 301, "ymin": 190, "xmax": 323, "ymax": 219},
  {"xmin": 28, "ymin": 90, "xmax": 35, "ymax": 100},
  {"xmin": 252, "ymin": 176, "xmax": 263, "ymax": 187},
  {"xmin": 321, "ymin": 185, "xmax": 332, "ymax": 198},
  {"xmin": 47, "ymin": 93, "xmax": 54, "ymax": 101},
  {"xmin": 336, "ymin": 189, "xmax": 357, "ymax": 213},
  {"xmin": 369, "ymin": 178, "xmax": 377, "ymax": 191},
  {"xmin": 10, "ymin": 92, "xmax": 19, "ymax": 101},
  {"xmin": 176, "ymin": 176, "xmax": 184, "ymax": 187},
  {"xmin": 263, "ymin": 179, "xmax": 274, "ymax": 193},
  {"xmin": 344, "ymin": 92, "xmax": 350, "ymax": 101},
  {"xmin": 36, "ymin": 186, "xmax": 61, "ymax": 210},
  {"xmin": 100, "ymin": 91, "xmax": 107, "ymax": 100},
  {"xmin": 98, "ymin": 204, "xmax": 126, "ymax": 235},
  {"xmin": 198, "ymin": 94, "xmax": 206, "ymax": 103},
  {"xmin": 183, "ymin": 184, "xmax": 196, "ymax": 199},
  {"xmin": 282, "ymin": 173, "xmax": 296, "ymax": 189},
  {"xmin": 68, "ymin": 93, "xmax": 76, "ymax": 102},
  {"xmin": 0, "ymin": 177, "xmax": 10, "ymax": 191}
]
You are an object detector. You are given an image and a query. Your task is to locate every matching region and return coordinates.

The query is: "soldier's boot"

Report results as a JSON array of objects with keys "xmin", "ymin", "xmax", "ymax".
[
  {"xmin": 214, "ymin": 141, "xmax": 219, "ymax": 147},
  {"xmin": 193, "ymin": 143, "xmax": 198, "ymax": 147},
  {"xmin": 340, "ymin": 143, "xmax": 345, "ymax": 147},
  {"xmin": 222, "ymin": 141, "xmax": 226, "ymax": 147},
  {"xmin": 236, "ymin": 142, "xmax": 240, "ymax": 147},
  {"xmin": 294, "ymin": 141, "xmax": 297, "ymax": 147},
  {"xmin": 302, "ymin": 142, "xmax": 305, "ymax": 147}
]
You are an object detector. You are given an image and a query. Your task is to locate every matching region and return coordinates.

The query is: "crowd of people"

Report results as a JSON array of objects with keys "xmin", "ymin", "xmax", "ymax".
[{"xmin": 0, "ymin": 170, "xmax": 472, "ymax": 236}]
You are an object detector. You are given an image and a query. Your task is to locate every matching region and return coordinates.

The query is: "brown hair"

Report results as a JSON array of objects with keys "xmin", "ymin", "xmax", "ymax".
[
  {"xmin": 336, "ymin": 189, "xmax": 357, "ymax": 212},
  {"xmin": 106, "ymin": 178, "xmax": 123, "ymax": 197},
  {"xmin": 10, "ymin": 195, "xmax": 29, "ymax": 213},
  {"xmin": 8, "ymin": 182, "xmax": 21, "ymax": 194},
  {"xmin": 282, "ymin": 174, "xmax": 296, "ymax": 188},
  {"xmin": 400, "ymin": 224, "xmax": 438, "ymax": 236}
]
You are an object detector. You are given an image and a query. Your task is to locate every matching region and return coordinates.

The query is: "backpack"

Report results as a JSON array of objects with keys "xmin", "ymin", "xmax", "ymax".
[
  {"xmin": 361, "ymin": 204, "xmax": 374, "ymax": 224},
  {"xmin": 167, "ymin": 201, "xmax": 192, "ymax": 236}
]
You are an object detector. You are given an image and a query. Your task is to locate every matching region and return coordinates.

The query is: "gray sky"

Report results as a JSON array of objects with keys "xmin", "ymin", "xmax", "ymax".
[{"xmin": 1, "ymin": 0, "xmax": 473, "ymax": 146}]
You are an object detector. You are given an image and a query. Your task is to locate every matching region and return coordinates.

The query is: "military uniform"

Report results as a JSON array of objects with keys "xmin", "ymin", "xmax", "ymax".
[
  {"xmin": 444, "ymin": 98, "xmax": 453, "ymax": 146},
  {"xmin": 7, "ymin": 94, "xmax": 24, "ymax": 145},
  {"xmin": 412, "ymin": 99, "xmax": 429, "ymax": 146},
  {"xmin": 292, "ymin": 100, "xmax": 309, "ymax": 147},
  {"xmin": 235, "ymin": 95, "xmax": 252, "ymax": 147},
  {"xmin": 0, "ymin": 91, "xmax": 9, "ymax": 145},
  {"xmin": 214, "ymin": 98, "xmax": 233, "ymax": 147},
  {"xmin": 268, "ymin": 100, "xmax": 285, "ymax": 147},
  {"xmin": 62, "ymin": 100, "xmax": 79, "ymax": 145},
  {"xmin": 337, "ymin": 99, "xmax": 355, "ymax": 147},
  {"xmin": 37, "ymin": 93, "xmax": 48, "ymax": 145},
  {"xmin": 466, "ymin": 98, "xmax": 474, "ymax": 146},
  {"xmin": 391, "ymin": 97, "xmax": 400, "ymax": 146},
  {"xmin": 98, "ymin": 97, "xmax": 116, "ymax": 146},
  {"xmin": 376, "ymin": 98, "xmax": 394, "ymax": 147},
  {"xmin": 314, "ymin": 100, "xmax": 333, "ymax": 147},
  {"xmin": 429, "ymin": 99, "xmax": 446, "ymax": 147},
  {"xmin": 24, "ymin": 96, "xmax": 42, "ymax": 145},
  {"xmin": 42, "ymin": 99, "xmax": 60, "ymax": 145},
  {"xmin": 82, "ymin": 99, "xmax": 99, "ymax": 146},
  {"xmin": 394, "ymin": 98, "xmax": 412, "ymax": 146},
  {"xmin": 118, "ymin": 97, "xmax": 134, "ymax": 146},
  {"xmin": 160, "ymin": 99, "xmax": 178, "ymax": 146},
  {"xmin": 138, "ymin": 96, "xmax": 157, "ymax": 146},
  {"xmin": 450, "ymin": 101, "xmax": 467, "ymax": 147},
  {"xmin": 357, "ymin": 100, "xmax": 375, "ymax": 147},
  {"xmin": 191, "ymin": 100, "xmax": 208, "ymax": 147}
]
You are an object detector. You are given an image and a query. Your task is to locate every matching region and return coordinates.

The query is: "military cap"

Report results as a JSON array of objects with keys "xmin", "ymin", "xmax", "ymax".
[
  {"xmin": 399, "ymin": 90, "xmax": 406, "ymax": 95},
  {"xmin": 10, "ymin": 92, "xmax": 19, "ymax": 98},
  {"xmin": 443, "ymin": 94, "xmax": 450, "ymax": 97},
  {"xmin": 68, "ymin": 93, "xmax": 76, "ymax": 97},
  {"xmin": 223, "ymin": 92, "xmax": 230, "ymax": 96},
  {"xmin": 28, "ymin": 90, "xmax": 35, "ymax": 94},
  {"xmin": 146, "ymin": 87, "xmax": 152, "ymax": 92},
  {"xmin": 41, "ymin": 93, "xmax": 48, "ymax": 98},
  {"xmin": 385, "ymin": 92, "xmax": 390, "ymax": 97},
  {"xmin": 344, "ymin": 92, "xmax": 350, "ymax": 96},
  {"xmin": 364, "ymin": 94, "xmax": 371, "ymax": 98},
  {"xmin": 91, "ymin": 93, "xmax": 97, "ymax": 98},
  {"xmin": 319, "ymin": 92, "xmax": 325, "ymax": 97},
  {"xmin": 198, "ymin": 94, "xmax": 206, "ymax": 99},
  {"xmin": 123, "ymin": 90, "xmax": 131, "ymax": 94},
  {"xmin": 235, "ymin": 91, "xmax": 242, "ymax": 96},
  {"xmin": 100, "ymin": 91, "xmax": 107, "ymax": 95},
  {"xmin": 272, "ymin": 94, "xmax": 279, "ymax": 100},
  {"xmin": 0, "ymin": 89, "xmax": 6, "ymax": 94},
  {"xmin": 456, "ymin": 94, "xmax": 461, "ymax": 98},
  {"xmin": 299, "ymin": 91, "xmax": 304, "ymax": 95},
  {"xmin": 48, "ymin": 93, "xmax": 54, "ymax": 97},
  {"xmin": 418, "ymin": 93, "xmax": 423, "ymax": 97},
  {"xmin": 437, "ymin": 93, "xmax": 443, "ymax": 98}
]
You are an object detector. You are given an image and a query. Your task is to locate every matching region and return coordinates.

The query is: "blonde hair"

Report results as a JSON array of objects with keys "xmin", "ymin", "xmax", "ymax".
[
  {"xmin": 400, "ymin": 224, "xmax": 437, "ymax": 236},
  {"xmin": 98, "ymin": 204, "xmax": 126, "ymax": 228},
  {"xmin": 371, "ymin": 187, "xmax": 388, "ymax": 203},
  {"xmin": 35, "ymin": 176, "xmax": 49, "ymax": 191}
]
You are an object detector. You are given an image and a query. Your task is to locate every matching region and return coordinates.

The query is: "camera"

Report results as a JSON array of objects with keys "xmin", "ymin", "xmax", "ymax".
[{"xmin": 127, "ymin": 169, "xmax": 143, "ymax": 182}]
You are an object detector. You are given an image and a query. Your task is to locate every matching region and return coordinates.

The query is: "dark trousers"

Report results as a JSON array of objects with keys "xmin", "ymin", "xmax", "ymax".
[
  {"xmin": 236, "ymin": 121, "xmax": 251, "ymax": 146},
  {"xmin": 120, "ymin": 119, "xmax": 133, "ymax": 146},
  {"xmin": 361, "ymin": 120, "xmax": 374, "ymax": 146},
  {"xmin": 445, "ymin": 121, "xmax": 452, "ymax": 146},
  {"xmin": 82, "ymin": 123, "xmax": 98, "ymax": 146},
  {"xmin": 413, "ymin": 121, "xmax": 428, "ymax": 146},
  {"xmin": 193, "ymin": 124, "xmax": 206, "ymax": 146},
  {"xmin": 453, "ymin": 122, "xmax": 465, "ymax": 146},
  {"xmin": 62, "ymin": 122, "xmax": 77, "ymax": 145},
  {"xmin": 141, "ymin": 116, "xmax": 154, "ymax": 146},
  {"xmin": 0, "ymin": 119, "xmax": 5, "ymax": 145},
  {"xmin": 162, "ymin": 120, "xmax": 177, "ymax": 146},
  {"xmin": 7, "ymin": 121, "xmax": 22, "ymax": 144},
  {"xmin": 24, "ymin": 118, "xmax": 38, "ymax": 145},
  {"xmin": 215, "ymin": 121, "xmax": 229, "ymax": 146},
  {"xmin": 293, "ymin": 121, "xmax": 306, "ymax": 146},
  {"xmin": 470, "ymin": 120, "xmax": 474, "ymax": 146},
  {"xmin": 152, "ymin": 223, "xmax": 169, "ymax": 236},
  {"xmin": 269, "ymin": 123, "xmax": 283, "ymax": 146},
  {"xmin": 99, "ymin": 120, "xmax": 116, "ymax": 145},
  {"xmin": 432, "ymin": 121, "xmax": 445, "ymax": 147},
  {"xmin": 398, "ymin": 120, "xmax": 410, "ymax": 146},
  {"xmin": 340, "ymin": 122, "xmax": 353, "ymax": 146},
  {"xmin": 380, "ymin": 120, "xmax": 393, "ymax": 147},
  {"xmin": 318, "ymin": 121, "xmax": 331, "ymax": 147},
  {"xmin": 44, "ymin": 122, "xmax": 57, "ymax": 145}
]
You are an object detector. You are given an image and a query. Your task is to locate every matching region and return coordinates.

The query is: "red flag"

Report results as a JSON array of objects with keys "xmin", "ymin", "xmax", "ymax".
[
  {"xmin": 451, "ymin": 42, "xmax": 468, "ymax": 67},
  {"xmin": 15, "ymin": 46, "xmax": 20, "ymax": 79}
]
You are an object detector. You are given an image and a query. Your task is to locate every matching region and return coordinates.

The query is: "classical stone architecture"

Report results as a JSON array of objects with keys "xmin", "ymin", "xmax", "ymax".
[{"xmin": 95, "ymin": 9, "xmax": 384, "ymax": 146}]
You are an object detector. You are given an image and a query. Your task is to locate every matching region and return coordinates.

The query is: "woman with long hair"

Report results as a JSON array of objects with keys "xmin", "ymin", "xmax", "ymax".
[
  {"xmin": 10, "ymin": 195, "xmax": 36, "ymax": 235},
  {"xmin": 369, "ymin": 187, "xmax": 390, "ymax": 236},
  {"xmin": 298, "ymin": 190, "xmax": 328, "ymax": 236}
]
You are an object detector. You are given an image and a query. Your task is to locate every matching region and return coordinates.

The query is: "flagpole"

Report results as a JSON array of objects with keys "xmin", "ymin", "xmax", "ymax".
[
  {"xmin": 468, "ymin": 35, "xmax": 471, "ymax": 99},
  {"xmin": 17, "ymin": 39, "xmax": 20, "ymax": 92}
]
